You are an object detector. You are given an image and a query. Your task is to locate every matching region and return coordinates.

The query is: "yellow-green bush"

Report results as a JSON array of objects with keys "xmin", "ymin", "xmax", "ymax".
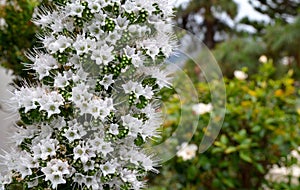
[{"xmin": 149, "ymin": 62, "xmax": 300, "ymax": 189}]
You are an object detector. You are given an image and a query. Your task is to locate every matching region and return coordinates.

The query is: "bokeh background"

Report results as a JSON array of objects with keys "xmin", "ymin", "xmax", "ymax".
[{"xmin": 1, "ymin": 0, "xmax": 300, "ymax": 189}]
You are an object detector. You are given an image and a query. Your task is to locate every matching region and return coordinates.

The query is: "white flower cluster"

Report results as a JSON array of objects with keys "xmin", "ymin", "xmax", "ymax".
[
  {"xmin": 265, "ymin": 147, "xmax": 300, "ymax": 186},
  {"xmin": 0, "ymin": 0, "xmax": 175, "ymax": 189},
  {"xmin": 192, "ymin": 103, "xmax": 213, "ymax": 115},
  {"xmin": 234, "ymin": 70, "xmax": 248, "ymax": 80},
  {"xmin": 176, "ymin": 142, "xmax": 198, "ymax": 161},
  {"xmin": 0, "ymin": 18, "xmax": 7, "ymax": 30}
]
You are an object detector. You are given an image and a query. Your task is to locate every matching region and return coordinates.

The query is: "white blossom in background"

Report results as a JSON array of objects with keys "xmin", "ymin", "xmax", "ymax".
[
  {"xmin": 0, "ymin": 18, "xmax": 7, "ymax": 30},
  {"xmin": 0, "ymin": 0, "xmax": 5, "ymax": 6},
  {"xmin": 281, "ymin": 56, "xmax": 293, "ymax": 66},
  {"xmin": 234, "ymin": 70, "xmax": 248, "ymax": 80},
  {"xmin": 265, "ymin": 147, "xmax": 300, "ymax": 186},
  {"xmin": 259, "ymin": 55, "xmax": 268, "ymax": 63},
  {"xmin": 176, "ymin": 142, "xmax": 198, "ymax": 161},
  {"xmin": 192, "ymin": 103, "xmax": 213, "ymax": 115},
  {"xmin": 0, "ymin": 0, "xmax": 176, "ymax": 189}
]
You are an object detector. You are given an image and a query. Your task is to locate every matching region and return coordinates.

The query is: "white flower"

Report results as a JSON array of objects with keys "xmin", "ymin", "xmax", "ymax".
[
  {"xmin": 54, "ymin": 73, "xmax": 69, "ymax": 88},
  {"xmin": 281, "ymin": 56, "xmax": 292, "ymax": 66},
  {"xmin": 88, "ymin": 1, "xmax": 101, "ymax": 13},
  {"xmin": 123, "ymin": 46, "xmax": 143, "ymax": 67},
  {"xmin": 66, "ymin": 3, "xmax": 85, "ymax": 17},
  {"xmin": 39, "ymin": 91, "xmax": 64, "ymax": 118},
  {"xmin": 192, "ymin": 103, "xmax": 213, "ymax": 115},
  {"xmin": 89, "ymin": 137, "xmax": 114, "ymax": 157},
  {"xmin": 85, "ymin": 175, "xmax": 99, "ymax": 189},
  {"xmin": 91, "ymin": 44, "xmax": 114, "ymax": 65},
  {"xmin": 63, "ymin": 127, "xmax": 81, "ymax": 142},
  {"xmin": 106, "ymin": 30, "xmax": 122, "ymax": 44},
  {"xmin": 115, "ymin": 16, "xmax": 129, "ymax": 30},
  {"xmin": 122, "ymin": 80, "xmax": 139, "ymax": 94},
  {"xmin": 120, "ymin": 169, "xmax": 138, "ymax": 183},
  {"xmin": 73, "ymin": 173, "xmax": 86, "ymax": 186},
  {"xmin": 1, "ymin": 0, "xmax": 176, "ymax": 188},
  {"xmin": 122, "ymin": 115, "xmax": 143, "ymax": 138},
  {"xmin": 32, "ymin": 8, "xmax": 55, "ymax": 27},
  {"xmin": 109, "ymin": 124, "xmax": 119, "ymax": 135},
  {"xmin": 83, "ymin": 160, "xmax": 95, "ymax": 172},
  {"xmin": 100, "ymin": 160, "xmax": 118, "ymax": 176},
  {"xmin": 73, "ymin": 144, "xmax": 95, "ymax": 163},
  {"xmin": 100, "ymin": 74, "xmax": 115, "ymax": 90},
  {"xmin": 33, "ymin": 139, "xmax": 58, "ymax": 160},
  {"xmin": 123, "ymin": 1, "xmax": 138, "ymax": 12},
  {"xmin": 87, "ymin": 23, "xmax": 105, "ymax": 40},
  {"xmin": 141, "ymin": 155, "xmax": 157, "ymax": 172},
  {"xmin": 259, "ymin": 55, "xmax": 268, "ymax": 63},
  {"xmin": 0, "ymin": 18, "xmax": 7, "ymax": 30},
  {"xmin": 41, "ymin": 159, "xmax": 70, "ymax": 189},
  {"xmin": 177, "ymin": 143, "xmax": 198, "ymax": 161},
  {"xmin": 48, "ymin": 36, "xmax": 72, "ymax": 54},
  {"xmin": 0, "ymin": 172, "xmax": 12, "ymax": 188},
  {"xmin": 234, "ymin": 70, "xmax": 248, "ymax": 80},
  {"xmin": 30, "ymin": 54, "xmax": 58, "ymax": 80},
  {"xmin": 73, "ymin": 37, "xmax": 95, "ymax": 56},
  {"xmin": 145, "ymin": 67, "xmax": 173, "ymax": 88}
]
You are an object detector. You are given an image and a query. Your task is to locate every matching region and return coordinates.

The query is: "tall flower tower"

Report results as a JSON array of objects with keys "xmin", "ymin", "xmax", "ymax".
[{"xmin": 0, "ymin": 0, "xmax": 175, "ymax": 189}]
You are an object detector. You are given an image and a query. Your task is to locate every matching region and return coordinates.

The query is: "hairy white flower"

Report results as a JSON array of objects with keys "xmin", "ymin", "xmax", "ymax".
[
  {"xmin": 100, "ymin": 159, "xmax": 119, "ymax": 176},
  {"xmin": 74, "ymin": 144, "xmax": 96, "ymax": 163},
  {"xmin": 100, "ymin": 74, "xmax": 115, "ymax": 90},
  {"xmin": 66, "ymin": 3, "xmax": 85, "ymax": 17},
  {"xmin": 88, "ymin": 1, "xmax": 101, "ymax": 13},
  {"xmin": 91, "ymin": 44, "xmax": 114, "ymax": 65},
  {"xmin": 89, "ymin": 136, "xmax": 114, "ymax": 156},
  {"xmin": 48, "ymin": 35, "xmax": 73, "ymax": 54},
  {"xmin": 109, "ymin": 123, "xmax": 119, "ymax": 135},
  {"xmin": 63, "ymin": 127, "xmax": 81, "ymax": 142},
  {"xmin": 145, "ymin": 67, "xmax": 173, "ymax": 88},
  {"xmin": 1, "ymin": 0, "xmax": 175, "ymax": 189},
  {"xmin": 122, "ymin": 80, "xmax": 138, "ymax": 93},
  {"xmin": 41, "ymin": 159, "xmax": 71, "ymax": 189}
]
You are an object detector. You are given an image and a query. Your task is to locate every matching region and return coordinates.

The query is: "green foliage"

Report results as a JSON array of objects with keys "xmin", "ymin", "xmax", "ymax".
[
  {"xmin": 213, "ymin": 37, "xmax": 265, "ymax": 76},
  {"xmin": 148, "ymin": 61, "xmax": 300, "ymax": 189},
  {"xmin": 264, "ymin": 15, "xmax": 300, "ymax": 68},
  {"xmin": 212, "ymin": 15, "xmax": 300, "ymax": 78},
  {"xmin": 0, "ymin": 0, "xmax": 41, "ymax": 79}
]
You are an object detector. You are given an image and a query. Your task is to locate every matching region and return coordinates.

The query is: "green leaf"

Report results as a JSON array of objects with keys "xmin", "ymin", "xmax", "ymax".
[
  {"xmin": 255, "ymin": 163, "xmax": 265, "ymax": 174},
  {"xmin": 239, "ymin": 151, "xmax": 253, "ymax": 163},
  {"xmin": 225, "ymin": 146, "xmax": 237, "ymax": 154},
  {"xmin": 220, "ymin": 134, "xmax": 229, "ymax": 145},
  {"xmin": 222, "ymin": 178, "xmax": 235, "ymax": 188}
]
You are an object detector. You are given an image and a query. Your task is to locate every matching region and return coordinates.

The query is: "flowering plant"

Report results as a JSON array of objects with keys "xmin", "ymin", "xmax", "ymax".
[
  {"xmin": 0, "ymin": 0, "xmax": 175, "ymax": 189},
  {"xmin": 149, "ymin": 62, "xmax": 300, "ymax": 189}
]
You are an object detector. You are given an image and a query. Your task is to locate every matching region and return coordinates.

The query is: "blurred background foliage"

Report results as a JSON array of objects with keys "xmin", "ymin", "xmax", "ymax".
[
  {"xmin": 149, "ymin": 61, "xmax": 300, "ymax": 189},
  {"xmin": 153, "ymin": 0, "xmax": 300, "ymax": 189},
  {"xmin": 0, "ymin": 0, "xmax": 44, "ymax": 82},
  {"xmin": 1, "ymin": 0, "xmax": 300, "ymax": 189}
]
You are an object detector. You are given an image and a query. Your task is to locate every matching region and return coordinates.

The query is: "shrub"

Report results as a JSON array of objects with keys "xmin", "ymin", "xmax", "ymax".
[
  {"xmin": 0, "ymin": 0, "xmax": 42, "ymax": 79},
  {"xmin": 149, "ymin": 61, "xmax": 300, "ymax": 189}
]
